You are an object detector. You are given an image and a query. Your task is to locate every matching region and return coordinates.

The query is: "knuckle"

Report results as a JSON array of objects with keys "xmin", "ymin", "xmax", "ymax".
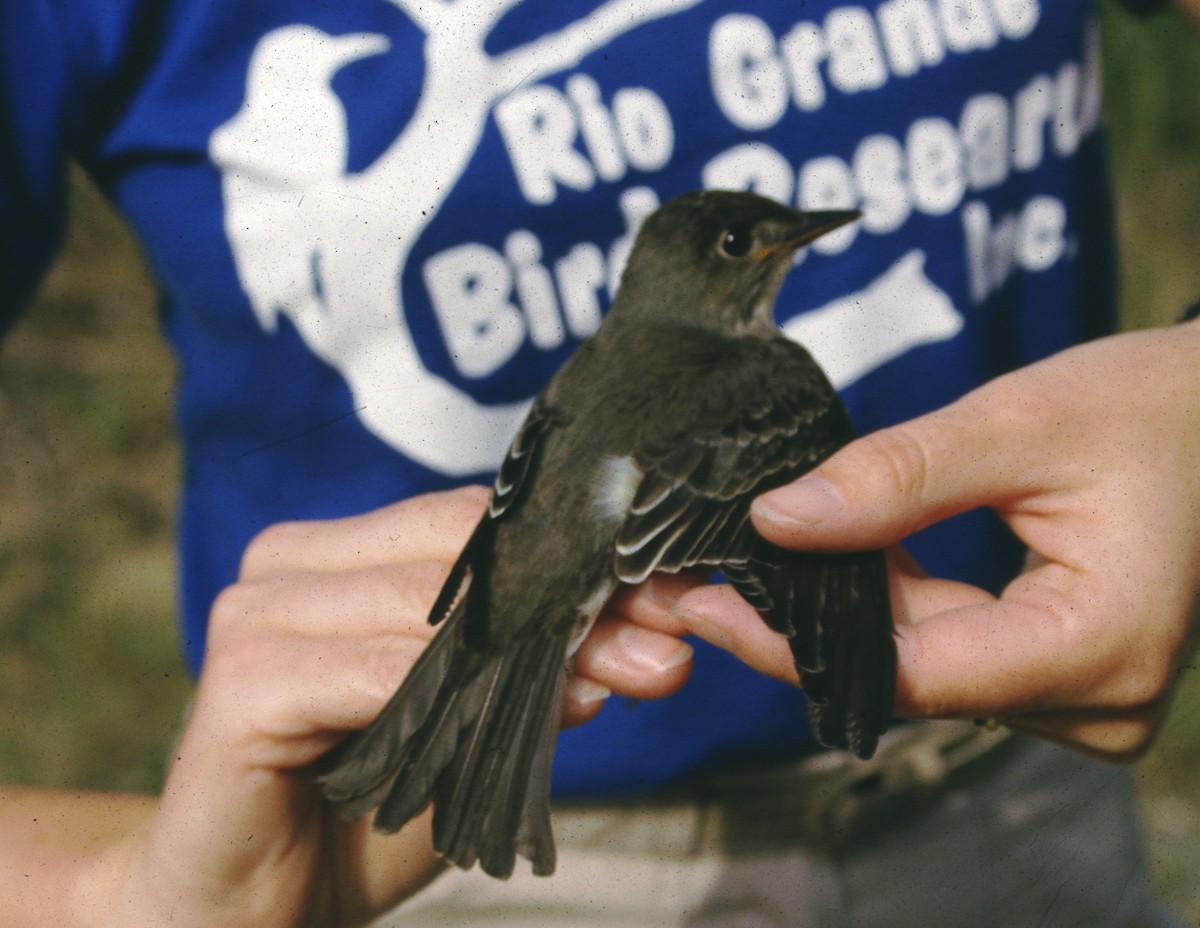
[
  {"xmin": 239, "ymin": 520, "xmax": 306, "ymax": 578},
  {"xmin": 1110, "ymin": 660, "xmax": 1174, "ymax": 712},
  {"xmin": 1090, "ymin": 621, "xmax": 1179, "ymax": 713},
  {"xmin": 1037, "ymin": 592, "xmax": 1178, "ymax": 722},
  {"xmin": 208, "ymin": 579, "xmax": 270, "ymax": 646},
  {"xmin": 362, "ymin": 641, "xmax": 416, "ymax": 704},
  {"xmin": 440, "ymin": 485, "xmax": 491, "ymax": 527},
  {"xmin": 203, "ymin": 602, "xmax": 268, "ymax": 685},
  {"xmin": 410, "ymin": 483, "xmax": 487, "ymax": 512},
  {"xmin": 454, "ymin": 483, "xmax": 492, "ymax": 510},
  {"xmin": 403, "ymin": 558, "xmax": 455, "ymax": 599},
  {"xmin": 364, "ymin": 563, "xmax": 443, "ymax": 626},
  {"xmin": 403, "ymin": 486, "xmax": 489, "ymax": 550},
  {"xmin": 208, "ymin": 584, "xmax": 245, "ymax": 643}
]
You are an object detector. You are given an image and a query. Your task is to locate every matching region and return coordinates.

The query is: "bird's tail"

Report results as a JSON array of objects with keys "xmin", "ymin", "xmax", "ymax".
[
  {"xmin": 726, "ymin": 545, "xmax": 896, "ymax": 759},
  {"xmin": 319, "ymin": 612, "xmax": 568, "ymax": 879}
]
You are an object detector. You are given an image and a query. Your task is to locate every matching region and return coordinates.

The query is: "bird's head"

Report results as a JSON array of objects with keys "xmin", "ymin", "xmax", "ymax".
[{"xmin": 612, "ymin": 190, "xmax": 859, "ymax": 335}]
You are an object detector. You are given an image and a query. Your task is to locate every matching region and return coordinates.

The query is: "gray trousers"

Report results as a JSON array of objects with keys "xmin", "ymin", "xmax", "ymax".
[{"xmin": 379, "ymin": 732, "xmax": 1178, "ymax": 928}]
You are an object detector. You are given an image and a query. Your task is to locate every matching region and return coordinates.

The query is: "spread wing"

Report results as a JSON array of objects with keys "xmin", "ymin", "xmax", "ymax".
[
  {"xmin": 613, "ymin": 337, "xmax": 847, "ymax": 586},
  {"xmin": 614, "ymin": 338, "xmax": 896, "ymax": 759}
]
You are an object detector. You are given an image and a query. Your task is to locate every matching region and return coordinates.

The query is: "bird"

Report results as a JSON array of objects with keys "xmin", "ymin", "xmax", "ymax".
[{"xmin": 319, "ymin": 189, "xmax": 897, "ymax": 879}]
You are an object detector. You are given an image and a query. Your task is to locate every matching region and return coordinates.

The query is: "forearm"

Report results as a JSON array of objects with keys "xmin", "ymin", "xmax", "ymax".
[
  {"xmin": 0, "ymin": 489, "xmax": 695, "ymax": 928},
  {"xmin": 0, "ymin": 784, "xmax": 152, "ymax": 928}
]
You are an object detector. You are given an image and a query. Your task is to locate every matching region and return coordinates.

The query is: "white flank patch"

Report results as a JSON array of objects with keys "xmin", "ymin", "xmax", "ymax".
[{"xmin": 592, "ymin": 455, "xmax": 642, "ymax": 523}]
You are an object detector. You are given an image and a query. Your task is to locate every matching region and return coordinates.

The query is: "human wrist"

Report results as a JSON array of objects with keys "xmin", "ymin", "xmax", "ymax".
[
  {"xmin": 0, "ymin": 786, "xmax": 157, "ymax": 928},
  {"xmin": 70, "ymin": 822, "xmax": 152, "ymax": 928}
]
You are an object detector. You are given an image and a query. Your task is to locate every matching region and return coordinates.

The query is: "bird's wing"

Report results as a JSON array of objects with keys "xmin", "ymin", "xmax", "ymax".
[
  {"xmin": 424, "ymin": 398, "xmax": 560, "ymax": 635},
  {"xmin": 489, "ymin": 397, "xmax": 558, "ymax": 519},
  {"xmin": 323, "ymin": 394, "xmax": 571, "ymax": 877},
  {"xmin": 613, "ymin": 341, "xmax": 842, "ymax": 586},
  {"xmin": 614, "ymin": 338, "xmax": 896, "ymax": 759}
]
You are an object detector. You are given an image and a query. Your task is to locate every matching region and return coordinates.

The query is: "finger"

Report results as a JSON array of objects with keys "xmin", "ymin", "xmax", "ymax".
[
  {"xmin": 240, "ymin": 486, "xmax": 490, "ymax": 579},
  {"xmin": 357, "ymin": 810, "xmax": 444, "ymax": 917},
  {"xmin": 605, "ymin": 572, "xmax": 709, "ymax": 637},
  {"xmin": 749, "ymin": 385, "xmax": 1046, "ymax": 553},
  {"xmin": 561, "ymin": 677, "xmax": 615, "ymax": 728},
  {"xmin": 887, "ymin": 550, "xmax": 996, "ymax": 635},
  {"xmin": 211, "ymin": 560, "xmax": 451, "ymax": 641},
  {"xmin": 159, "ymin": 630, "xmax": 436, "ymax": 912},
  {"xmin": 891, "ymin": 562, "xmax": 1159, "ymax": 720},
  {"xmin": 564, "ymin": 618, "xmax": 695, "ymax": 728},
  {"xmin": 572, "ymin": 616, "xmax": 693, "ymax": 699},
  {"xmin": 1002, "ymin": 703, "xmax": 1168, "ymax": 763},
  {"xmin": 666, "ymin": 550, "xmax": 926, "ymax": 687},
  {"xmin": 665, "ymin": 550, "xmax": 1018, "ymax": 708},
  {"xmin": 670, "ymin": 584, "xmax": 800, "ymax": 685},
  {"xmin": 647, "ymin": 555, "xmax": 1145, "ymax": 738},
  {"xmin": 561, "ymin": 575, "xmax": 701, "ymax": 727},
  {"xmin": 192, "ymin": 630, "xmax": 424, "ymax": 769}
]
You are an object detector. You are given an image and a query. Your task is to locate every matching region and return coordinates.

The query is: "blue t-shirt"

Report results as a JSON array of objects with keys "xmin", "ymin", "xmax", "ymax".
[{"xmin": 1, "ymin": 0, "xmax": 1116, "ymax": 797}]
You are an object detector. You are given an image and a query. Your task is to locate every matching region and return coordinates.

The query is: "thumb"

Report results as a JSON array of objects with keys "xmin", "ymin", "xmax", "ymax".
[{"xmin": 752, "ymin": 395, "xmax": 1021, "ymax": 551}]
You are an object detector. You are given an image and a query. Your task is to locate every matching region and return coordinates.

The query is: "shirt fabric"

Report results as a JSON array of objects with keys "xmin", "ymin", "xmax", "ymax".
[{"xmin": 1, "ymin": 0, "xmax": 1116, "ymax": 797}]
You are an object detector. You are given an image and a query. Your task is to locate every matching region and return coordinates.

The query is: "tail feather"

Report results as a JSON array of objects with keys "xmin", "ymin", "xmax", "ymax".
[
  {"xmin": 319, "ymin": 604, "xmax": 571, "ymax": 878},
  {"xmin": 433, "ymin": 657, "xmax": 522, "ymax": 871},
  {"xmin": 319, "ymin": 621, "xmax": 464, "ymax": 816},
  {"xmin": 435, "ymin": 631, "xmax": 566, "ymax": 877},
  {"xmin": 511, "ymin": 683, "xmax": 561, "ymax": 874},
  {"xmin": 370, "ymin": 664, "xmax": 496, "ymax": 832}
]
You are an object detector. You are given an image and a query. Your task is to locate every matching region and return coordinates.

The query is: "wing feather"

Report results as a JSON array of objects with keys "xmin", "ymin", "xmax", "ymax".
[
  {"xmin": 612, "ymin": 335, "xmax": 896, "ymax": 759},
  {"xmin": 489, "ymin": 399, "xmax": 559, "ymax": 519},
  {"xmin": 614, "ymin": 342, "xmax": 839, "ymax": 584}
]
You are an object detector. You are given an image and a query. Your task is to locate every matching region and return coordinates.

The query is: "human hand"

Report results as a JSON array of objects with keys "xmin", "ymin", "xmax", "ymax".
[
  {"xmin": 83, "ymin": 487, "xmax": 692, "ymax": 928},
  {"xmin": 669, "ymin": 321, "xmax": 1200, "ymax": 760}
]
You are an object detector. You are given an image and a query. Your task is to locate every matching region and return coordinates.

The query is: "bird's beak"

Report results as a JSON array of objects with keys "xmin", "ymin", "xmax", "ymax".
[{"xmin": 755, "ymin": 210, "xmax": 862, "ymax": 261}]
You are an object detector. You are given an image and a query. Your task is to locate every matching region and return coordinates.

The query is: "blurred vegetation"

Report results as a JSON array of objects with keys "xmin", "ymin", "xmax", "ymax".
[
  {"xmin": 1102, "ymin": 0, "xmax": 1200, "ymax": 330},
  {"xmin": 0, "ymin": 167, "xmax": 189, "ymax": 793},
  {"xmin": 1100, "ymin": 4, "xmax": 1200, "ymax": 922},
  {"xmin": 0, "ymin": 0, "xmax": 1198, "ymax": 917}
]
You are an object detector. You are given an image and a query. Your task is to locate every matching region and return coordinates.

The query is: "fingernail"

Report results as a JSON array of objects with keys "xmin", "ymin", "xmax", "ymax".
[
  {"xmin": 617, "ymin": 625, "xmax": 693, "ymax": 672},
  {"xmin": 567, "ymin": 677, "xmax": 611, "ymax": 705},
  {"xmin": 755, "ymin": 476, "xmax": 844, "ymax": 525},
  {"xmin": 639, "ymin": 574, "xmax": 687, "ymax": 612},
  {"xmin": 669, "ymin": 600, "xmax": 735, "ymax": 652}
]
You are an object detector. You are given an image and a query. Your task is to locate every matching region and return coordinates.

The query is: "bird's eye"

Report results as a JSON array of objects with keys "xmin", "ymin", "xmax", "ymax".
[{"xmin": 718, "ymin": 226, "xmax": 755, "ymax": 258}]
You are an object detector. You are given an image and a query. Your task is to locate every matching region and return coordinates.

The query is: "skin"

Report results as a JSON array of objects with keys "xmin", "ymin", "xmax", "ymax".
[
  {"xmin": 2, "ymin": 3, "xmax": 1197, "ymax": 918},
  {"xmin": 1, "ymin": 327, "xmax": 1197, "ymax": 925},
  {"xmin": 668, "ymin": 319, "xmax": 1200, "ymax": 761},
  {"xmin": 0, "ymin": 486, "xmax": 692, "ymax": 928},
  {"xmin": 5, "ymin": 310, "xmax": 1199, "ymax": 925},
  {"xmin": 4, "ymin": 325, "xmax": 1199, "ymax": 927}
]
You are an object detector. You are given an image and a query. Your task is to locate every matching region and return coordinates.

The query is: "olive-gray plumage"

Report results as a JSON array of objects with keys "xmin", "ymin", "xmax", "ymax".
[{"xmin": 319, "ymin": 189, "xmax": 897, "ymax": 879}]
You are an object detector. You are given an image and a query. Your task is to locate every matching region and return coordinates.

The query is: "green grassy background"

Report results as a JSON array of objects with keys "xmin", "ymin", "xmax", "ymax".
[
  {"xmin": 1, "ymin": 2, "xmax": 1199, "ymax": 918},
  {"xmin": 1100, "ymin": 5, "xmax": 1200, "ymax": 919}
]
